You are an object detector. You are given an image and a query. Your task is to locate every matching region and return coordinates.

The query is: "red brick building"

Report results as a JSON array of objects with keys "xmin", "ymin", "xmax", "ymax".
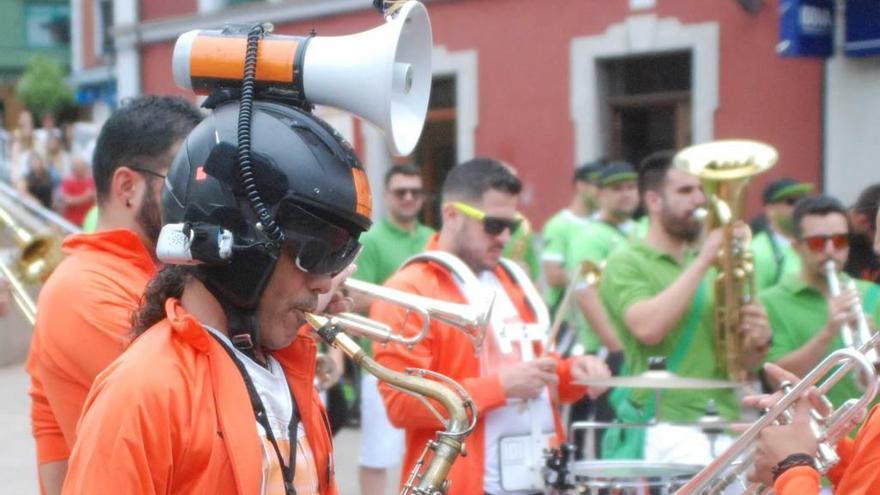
[{"xmin": 72, "ymin": 0, "xmax": 830, "ymax": 226}]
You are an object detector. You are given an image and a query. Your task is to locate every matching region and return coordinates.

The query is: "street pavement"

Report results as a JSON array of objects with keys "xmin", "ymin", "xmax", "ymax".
[{"xmin": 0, "ymin": 363, "xmax": 397, "ymax": 495}]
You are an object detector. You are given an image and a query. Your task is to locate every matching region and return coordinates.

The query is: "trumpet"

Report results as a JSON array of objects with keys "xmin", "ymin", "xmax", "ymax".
[
  {"xmin": 824, "ymin": 259, "xmax": 878, "ymax": 363},
  {"xmin": 305, "ymin": 313, "xmax": 476, "ymax": 495},
  {"xmin": 675, "ymin": 333, "xmax": 880, "ymax": 494},
  {"xmin": 339, "ymin": 278, "xmax": 493, "ymax": 348}
]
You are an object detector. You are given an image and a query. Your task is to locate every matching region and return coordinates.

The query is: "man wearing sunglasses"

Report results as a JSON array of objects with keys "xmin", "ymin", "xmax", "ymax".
[
  {"xmin": 350, "ymin": 164, "xmax": 433, "ymax": 495},
  {"xmin": 760, "ymin": 195, "xmax": 880, "ymax": 409},
  {"xmin": 61, "ymin": 100, "xmax": 368, "ymax": 494},
  {"xmin": 751, "ymin": 178, "xmax": 814, "ymax": 290},
  {"xmin": 371, "ymin": 157, "xmax": 611, "ymax": 495},
  {"xmin": 25, "ymin": 96, "xmax": 202, "ymax": 495}
]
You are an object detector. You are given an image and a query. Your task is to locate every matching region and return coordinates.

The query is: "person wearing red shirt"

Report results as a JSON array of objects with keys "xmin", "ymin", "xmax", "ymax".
[{"xmin": 57, "ymin": 155, "xmax": 96, "ymax": 226}]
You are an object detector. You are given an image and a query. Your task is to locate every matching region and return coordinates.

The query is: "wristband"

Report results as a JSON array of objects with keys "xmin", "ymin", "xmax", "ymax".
[{"xmin": 771, "ymin": 453, "xmax": 817, "ymax": 482}]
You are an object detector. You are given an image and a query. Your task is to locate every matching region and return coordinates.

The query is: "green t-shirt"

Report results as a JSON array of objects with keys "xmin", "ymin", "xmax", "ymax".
[
  {"xmin": 503, "ymin": 223, "xmax": 541, "ymax": 281},
  {"xmin": 540, "ymin": 209, "xmax": 592, "ymax": 307},
  {"xmin": 565, "ymin": 220, "xmax": 631, "ymax": 352},
  {"xmin": 599, "ymin": 241, "xmax": 738, "ymax": 422},
  {"xmin": 81, "ymin": 205, "xmax": 99, "ymax": 233},
  {"xmin": 761, "ymin": 274, "xmax": 880, "ymax": 409},
  {"xmin": 352, "ymin": 217, "xmax": 434, "ymax": 286},
  {"xmin": 751, "ymin": 230, "xmax": 801, "ymax": 290}
]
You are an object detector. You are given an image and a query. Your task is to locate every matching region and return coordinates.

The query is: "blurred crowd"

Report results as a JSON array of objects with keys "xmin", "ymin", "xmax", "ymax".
[{"xmin": 3, "ymin": 110, "xmax": 96, "ymax": 227}]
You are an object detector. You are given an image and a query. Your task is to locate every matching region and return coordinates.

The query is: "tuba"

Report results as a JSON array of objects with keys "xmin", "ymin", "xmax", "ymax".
[
  {"xmin": 674, "ymin": 140, "xmax": 777, "ymax": 382},
  {"xmin": 305, "ymin": 313, "xmax": 476, "ymax": 495}
]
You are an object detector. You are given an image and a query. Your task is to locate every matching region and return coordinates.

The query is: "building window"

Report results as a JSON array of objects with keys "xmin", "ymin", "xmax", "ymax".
[
  {"xmin": 405, "ymin": 75, "xmax": 457, "ymax": 228},
  {"xmin": 94, "ymin": 0, "xmax": 114, "ymax": 59},
  {"xmin": 599, "ymin": 51, "xmax": 692, "ymax": 165},
  {"xmin": 25, "ymin": 4, "xmax": 71, "ymax": 48}
]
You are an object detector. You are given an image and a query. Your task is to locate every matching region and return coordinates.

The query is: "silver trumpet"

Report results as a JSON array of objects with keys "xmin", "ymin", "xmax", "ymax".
[
  {"xmin": 824, "ymin": 259, "xmax": 878, "ymax": 363},
  {"xmin": 334, "ymin": 279, "xmax": 494, "ymax": 348},
  {"xmin": 675, "ymin": 333, "xmax": 880, "ymax": 494}
]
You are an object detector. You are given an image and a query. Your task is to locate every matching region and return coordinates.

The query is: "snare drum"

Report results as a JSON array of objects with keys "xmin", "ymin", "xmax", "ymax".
[{"xmin": 570, "ymin": 460, "xmax": 703, "ymax": 495}]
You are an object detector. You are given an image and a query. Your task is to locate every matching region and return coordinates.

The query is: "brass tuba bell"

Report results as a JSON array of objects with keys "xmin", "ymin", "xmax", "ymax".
[{"xmin": 674, "ymin": 140, "xmax": 777, "ymax": 382}]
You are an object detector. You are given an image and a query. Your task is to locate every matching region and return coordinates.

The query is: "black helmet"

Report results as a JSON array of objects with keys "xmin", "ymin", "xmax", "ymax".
[{"xmin": 162, "ymin": 99, "xmax": 372, "ymax": 315}]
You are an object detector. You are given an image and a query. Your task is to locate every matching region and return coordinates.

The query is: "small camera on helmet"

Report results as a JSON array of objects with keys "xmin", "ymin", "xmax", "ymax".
[{"xmin": 157, "ymin": 222, "xmax": 234, "ymax": 265}]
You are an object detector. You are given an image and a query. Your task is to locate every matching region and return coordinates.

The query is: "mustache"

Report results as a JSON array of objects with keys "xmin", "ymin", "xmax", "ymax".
[{"xmin": 293, "ymin": 294, "xmax": 319, "ymax": 313}]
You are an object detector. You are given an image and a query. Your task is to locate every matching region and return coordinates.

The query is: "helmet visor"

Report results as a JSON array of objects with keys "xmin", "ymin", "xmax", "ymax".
[{"xmin": 277, "ymin": 202, "xmax": 362, "ymax": 276}]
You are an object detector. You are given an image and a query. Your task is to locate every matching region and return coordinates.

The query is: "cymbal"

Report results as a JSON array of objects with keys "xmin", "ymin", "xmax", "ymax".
[{"xmin": 575, "ymin": 370, "xmax": 740, "ymax": 390}]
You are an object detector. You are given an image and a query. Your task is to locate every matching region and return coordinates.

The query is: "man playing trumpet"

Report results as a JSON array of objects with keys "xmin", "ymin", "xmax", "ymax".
[
  {"xmin": 762, "ymin": 195, "xmax": 880, "ymax": 407},
  {"xmin": 749, "ymin": 199, "xmax": 880, "ymax": 494},
  {"xmin": 372, "ymin": 158, "xmax": 610, "ymax": 495}
]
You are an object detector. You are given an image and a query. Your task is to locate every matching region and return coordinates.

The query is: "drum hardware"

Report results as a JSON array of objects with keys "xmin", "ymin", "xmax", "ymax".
[
  {"xmin": 543, "ymin": 443, "xmax": 576, "ymax": 494},
  {"xmin": 568, "ymin": 460, "xmax": 705, "ymax": 495}
]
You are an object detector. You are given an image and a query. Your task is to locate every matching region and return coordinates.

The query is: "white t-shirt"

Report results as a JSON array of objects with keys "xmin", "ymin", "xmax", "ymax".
[
  {"xmin": 470, "ymin": 272, "xmax": 555, "ymax": 495},
  {"xmin": 207, "ymin": 327, "xmax": 320, "ymax": 495}
]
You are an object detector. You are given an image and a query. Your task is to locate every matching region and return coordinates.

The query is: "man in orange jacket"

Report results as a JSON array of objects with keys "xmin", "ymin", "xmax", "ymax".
[
  {"xmin": 63, "ymin": 99, "xmax": 371, "ymax": 494},
  {"xmin": 749, "ymin": 205, "xmax": 880, "ymax": 494},
  {"xmin": 26, "ymin": 96, "xmax": 202, "ymax": 494},
  {"xmin": 371, "ymin": 158, "xmax": 611, "ymax": 495}
]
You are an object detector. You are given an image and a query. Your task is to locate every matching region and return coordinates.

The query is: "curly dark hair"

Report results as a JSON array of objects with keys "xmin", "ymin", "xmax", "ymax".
[{"xmin": 131, "ymin": 265, "xmax": 192, "ymax": 336}]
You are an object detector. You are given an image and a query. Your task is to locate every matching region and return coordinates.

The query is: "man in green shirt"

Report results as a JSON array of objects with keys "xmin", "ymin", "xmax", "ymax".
[
  {"xmin": 351, "ymin": 164, "xmax": 434, "ymax": 495},
  {"xmin": 541, "ymin": 161, "xmax": 604, "ymax": 309},
  {"xmin": 567, "ymin": 161, "xmax": 640, "ymax": 354},
  {"xmin": 599, "ymin": 150, "xmax": 771, "ymax": 463},
  {"xmin": 762, "ymin": 195, "xmax": 880, "ymax": 410},
  {"xmin": 751, "ymin": 178, "xmax": 813, "ymax": 290}
]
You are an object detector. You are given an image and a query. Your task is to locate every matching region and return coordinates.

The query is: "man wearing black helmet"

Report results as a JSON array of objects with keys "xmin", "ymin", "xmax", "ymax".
[{"xmin": 62, "ymin": 100, "xmax": 370, "ymax": 495}]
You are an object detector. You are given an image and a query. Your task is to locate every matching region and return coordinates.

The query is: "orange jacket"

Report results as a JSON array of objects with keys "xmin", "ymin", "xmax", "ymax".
[
  {"xmin": 27, "ymin": 229, "xmax": 156, "ymax": 464},
  {"xmin": 370, "ymin": 241, "xmax": 588, "ymax": 495},
  {"xmin": 774, "ymin": 404, "xmax": 880, "ymax": 494},
  {"xmin": 63, "ymin": 298, "xmax": 338, "ymax": 495}
]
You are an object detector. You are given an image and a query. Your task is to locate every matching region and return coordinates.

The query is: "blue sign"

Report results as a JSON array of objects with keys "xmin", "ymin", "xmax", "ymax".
[
  {"xmin": 846, "ymin": 0, "xmax": 880, "ymax": 57},
  {"xmin": 76, "ymin": 81, "xmax": 117, "ymax": 107},
  {"xmin": 778, "ymin": 0, "xmax": 834, "ymax": 58}
]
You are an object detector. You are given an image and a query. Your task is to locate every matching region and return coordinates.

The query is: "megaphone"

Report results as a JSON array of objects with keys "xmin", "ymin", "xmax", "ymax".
[{"xmin": 172, "ymin": 1, "xmax": 432, "ymax": 156}]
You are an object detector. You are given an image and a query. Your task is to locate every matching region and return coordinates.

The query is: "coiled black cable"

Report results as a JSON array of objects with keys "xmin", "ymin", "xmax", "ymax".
[{"xmin": 237, "ymin": 24, "xmax": 286, "ymax": 249}]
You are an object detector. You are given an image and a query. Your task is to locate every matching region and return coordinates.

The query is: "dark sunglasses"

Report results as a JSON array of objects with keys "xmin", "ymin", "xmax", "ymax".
[
  {"xmin": 390, "ymin": 187, "xmax": 424, "ymax": 200},
  {"xmin": 451, "ymin": 201, "xmax": 523, "ymax": 236},
  {"xmin": 276, "ymin": 203, "xmax": 362, "ymax": 276},
  {"xmin": 803, "ymin": 233, "xmax": 849, "ymax": 252}
]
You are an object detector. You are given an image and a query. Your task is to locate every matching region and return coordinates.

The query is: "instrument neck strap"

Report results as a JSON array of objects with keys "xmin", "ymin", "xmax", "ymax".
[
  {"xmin": 497, "ymin": 257, "xmax": 551, "ymax": 330},
  {"xmin": 208, "ymin": 331, "xmax": 300, "ymax": 495}
]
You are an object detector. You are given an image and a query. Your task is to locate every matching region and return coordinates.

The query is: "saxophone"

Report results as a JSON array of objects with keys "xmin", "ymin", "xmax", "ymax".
[
  {"xmin": 674, "ymin": 140, "xmax": 778, "ymax": 382},
  {"xmin": 305, "ymin": 313, "xmax": 476, "ymax": 495}
]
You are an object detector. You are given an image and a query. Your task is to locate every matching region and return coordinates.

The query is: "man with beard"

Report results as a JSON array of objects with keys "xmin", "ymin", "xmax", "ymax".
[
  {"xmin": 751, "ymin": 178, "xmax": 814, "ymax": 289},
  {"xmin": 350, "ymin": 164, "xmax": 433, "ymax": 495},
  {"xmin": 845, "ymin": 184, "xmax": 880, "ymax": 283},
  {"xmin": 25, "ymin": 96, "xmax": 202, "ymax": 494},
  {"xmin": 371, "ymin": 158, "xmax": 611, "ymax": 495},
  {"xmin": 62, "ymin": 98, "xmax": 367, "ymax": 495},
  {"xmin": 598, "ymin": 150, "xmax": 772, "ymax": 463},
  {"xmin": 760, "ymin": 195, "xmax": 880, "ymax": 410}
]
